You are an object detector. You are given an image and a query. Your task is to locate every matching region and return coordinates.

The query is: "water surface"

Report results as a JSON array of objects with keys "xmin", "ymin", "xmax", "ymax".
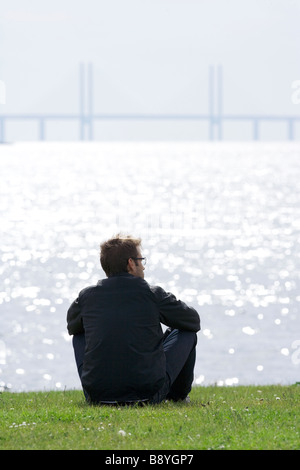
[{"xmin": 1, "ymin": 141, "xmax": 299, "ymax": 391}]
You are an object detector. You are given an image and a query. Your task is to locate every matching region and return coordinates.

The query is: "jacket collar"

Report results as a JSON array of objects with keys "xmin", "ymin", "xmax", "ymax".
[{"xmin": 97, "ymin": 272, "xmax": 134, "ymax": 284}]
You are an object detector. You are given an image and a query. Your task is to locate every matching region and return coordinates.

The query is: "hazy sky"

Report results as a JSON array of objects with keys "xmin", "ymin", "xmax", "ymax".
[{"xmin": 1, "ymin": 0, "xmax": 300, "ymax": 140}]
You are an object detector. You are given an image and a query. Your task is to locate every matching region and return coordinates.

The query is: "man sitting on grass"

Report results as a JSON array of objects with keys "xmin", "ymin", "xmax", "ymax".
[{"xmin": 67, "ymin": 234, "xmax": 200, "ymax": 405}]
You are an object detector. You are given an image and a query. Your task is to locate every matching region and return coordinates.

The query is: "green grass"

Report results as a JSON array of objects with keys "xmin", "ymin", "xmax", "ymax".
[{"xmin": 0, "ymin": 385, "xmax": 299, "ymax": 450}]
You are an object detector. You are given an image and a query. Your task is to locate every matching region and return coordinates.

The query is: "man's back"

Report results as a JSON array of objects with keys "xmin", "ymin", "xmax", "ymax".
[
  {"xmin": 67, "ymin": 272, "xmax": 200, "ymax": 403},
  {"xmin": 77, "ymin": 273, "xmax": 166, "ymax": 402}
]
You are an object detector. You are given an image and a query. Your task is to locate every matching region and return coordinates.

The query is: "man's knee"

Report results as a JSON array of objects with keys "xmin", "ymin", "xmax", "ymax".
[{"xmin": 163, "ymin": 328, "xmax": 197, "ymax": 354}]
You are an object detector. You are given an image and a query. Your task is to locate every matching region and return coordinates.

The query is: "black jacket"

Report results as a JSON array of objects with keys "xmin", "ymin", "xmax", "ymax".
[{"xmin": 67, "ymin": 273, "xmax": 200, "ymax": 402}]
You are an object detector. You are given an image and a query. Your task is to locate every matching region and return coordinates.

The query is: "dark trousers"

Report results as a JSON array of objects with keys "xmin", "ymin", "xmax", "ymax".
[{"xmin": 72, "ymin": 328, "xmax": 197, "ymax": 404}]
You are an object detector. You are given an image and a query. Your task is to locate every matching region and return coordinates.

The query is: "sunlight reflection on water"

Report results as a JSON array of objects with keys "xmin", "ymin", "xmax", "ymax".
[{"xmin": 1, "ymin": 141, "xmax": 300, "ymax": 391}]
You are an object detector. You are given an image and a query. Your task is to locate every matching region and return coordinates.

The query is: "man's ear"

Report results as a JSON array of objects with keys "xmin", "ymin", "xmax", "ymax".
[{"xmin": 127, "ymin": 257, "xmax": 135, "ymax": 274}]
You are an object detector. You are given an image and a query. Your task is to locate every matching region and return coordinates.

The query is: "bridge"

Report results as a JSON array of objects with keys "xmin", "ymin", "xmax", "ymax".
[{"xmin": 0, "ymin": 64, "xmax": 299, "ymax": 142}]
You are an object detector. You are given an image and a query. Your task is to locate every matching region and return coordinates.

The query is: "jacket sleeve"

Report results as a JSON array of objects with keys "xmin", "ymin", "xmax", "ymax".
[
  {"xmin": 66, "ymin": 296, "xmax": 84, "ymax": 335},
  {"xmin": 151, "ymin": 285, "xmax": 201, "ymax": 332}
]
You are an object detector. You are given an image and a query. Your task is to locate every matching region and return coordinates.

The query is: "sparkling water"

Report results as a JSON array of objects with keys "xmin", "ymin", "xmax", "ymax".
[{"xmin": 1, "ymin": 141, "xmax": 299, "ymax": 392}]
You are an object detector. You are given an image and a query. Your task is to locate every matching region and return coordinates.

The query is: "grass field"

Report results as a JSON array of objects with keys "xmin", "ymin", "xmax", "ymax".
[{"xmin": 0, "ymin": 385, "xmax": 299, "ymax": 450}]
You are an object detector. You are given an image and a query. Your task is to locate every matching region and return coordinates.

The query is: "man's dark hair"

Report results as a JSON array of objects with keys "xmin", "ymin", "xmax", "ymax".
[{"xmin": 100, "ymin": 234, "xmax": 142, "ymax": 277}]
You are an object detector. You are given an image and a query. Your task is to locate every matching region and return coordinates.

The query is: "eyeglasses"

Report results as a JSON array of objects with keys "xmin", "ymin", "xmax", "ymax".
[{"xmin": 131, "ymin": 257, "xmax": 147, "ymax": 266}]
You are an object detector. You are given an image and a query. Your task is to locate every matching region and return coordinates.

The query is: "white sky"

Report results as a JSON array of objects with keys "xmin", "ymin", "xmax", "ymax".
[{"xmin": 0, "ymin": 0, "xmax": 300, "ymax": 139}]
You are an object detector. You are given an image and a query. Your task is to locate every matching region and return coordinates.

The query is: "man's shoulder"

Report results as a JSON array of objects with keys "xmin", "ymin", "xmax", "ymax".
[
  {"xmin": 120, "ymin": 275, "xmax": 154, "ymax": 294},
  {"xmin": 149, "ymin": 284, "xmax": 165, "ymax": 294},
  {"xmin": 78, "ymin": 284, "xmax": 98, "ymax": 299},
  {"xmin": 82, "ymin": 275, "xmax": 163, "ymax": 297},
  {"xmin": 100, "ymin": 273, "xmax": 151, "ymax": 288},
  {"xmin": 107, "ymin": 274, "xmax": 159, "ymax": 296}
]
